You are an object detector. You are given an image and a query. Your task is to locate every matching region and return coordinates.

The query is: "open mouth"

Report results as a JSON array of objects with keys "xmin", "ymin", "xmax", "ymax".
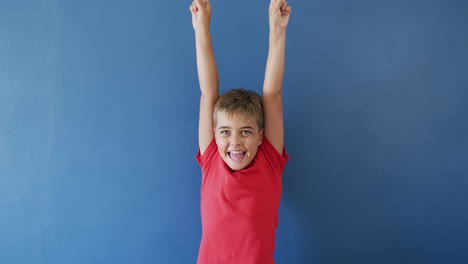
[{"xmin": 228, "ymin": 151, "xmax": 246, "ymax": 162}]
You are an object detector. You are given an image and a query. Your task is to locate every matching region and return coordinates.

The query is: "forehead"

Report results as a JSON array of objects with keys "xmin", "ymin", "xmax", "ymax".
[{"xmin": 216, "ymin": 111, "xmax": 256, "ymax": 127}]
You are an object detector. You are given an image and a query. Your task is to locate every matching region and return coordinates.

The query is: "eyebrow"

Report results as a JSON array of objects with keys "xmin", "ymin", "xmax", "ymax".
[{"xmin": 218, "ymin": 126, "xmax": 255, "ymax": 130}]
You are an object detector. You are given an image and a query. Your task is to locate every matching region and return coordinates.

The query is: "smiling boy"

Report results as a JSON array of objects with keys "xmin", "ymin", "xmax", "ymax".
[
  {"xmin": 212, "ymin": 90, "xmax": 266, "ymax": 171},
  {"xmin": 190, "ymin": 0, "xmax": 292, "ymax": 263}
]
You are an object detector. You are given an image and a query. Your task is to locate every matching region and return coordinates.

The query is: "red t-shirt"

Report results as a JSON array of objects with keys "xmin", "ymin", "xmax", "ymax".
[{"xmin": 195, "ymin": 136, "xmax": 289, "ymax": 264}]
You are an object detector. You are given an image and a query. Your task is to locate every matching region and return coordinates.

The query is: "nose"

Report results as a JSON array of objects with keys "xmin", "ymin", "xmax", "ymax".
[
  {"xmin": 230, "ymin": 142, "xmax": 241, "ymax": 147},
  {"xmin": 230, "ymin": 133, "xmax": 242, "ymax": 147}
]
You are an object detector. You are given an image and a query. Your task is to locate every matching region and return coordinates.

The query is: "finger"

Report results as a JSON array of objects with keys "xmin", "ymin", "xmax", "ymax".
[
  {"xmin": 275, "ymin": 1, "xmax": 284, "ymax": 11},
  {"xmin": 195, "ymin": 0, "xmax": 206, "ymax": 8},
  {"xmin": 271, "ymin": 0, "xmax": 281, "ymax": 9}
]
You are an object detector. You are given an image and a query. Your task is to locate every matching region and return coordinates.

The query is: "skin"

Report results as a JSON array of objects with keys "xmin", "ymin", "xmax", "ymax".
[
  {"xmin": 190, "ymin": 0, "xmax": 291, "ymax": 32},
  {"xmin": 214, "ymin": 111, "xmax": 264, "ymax": 171},
  {"xmin": 190, "ymin": 0, "xmax": 292, "ymax": 160}
]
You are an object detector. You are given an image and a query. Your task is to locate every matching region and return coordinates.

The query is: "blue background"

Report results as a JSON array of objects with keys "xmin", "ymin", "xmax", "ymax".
[{"xmin": 1, "ymin": 0, "xmax": 467, "ymax": 263}]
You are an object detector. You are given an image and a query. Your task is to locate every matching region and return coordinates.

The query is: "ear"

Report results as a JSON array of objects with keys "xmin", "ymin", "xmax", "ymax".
[
  {"xmin": 213, "ymin": 127, "xmax": 218, "ymax": 145},
  {"xmin": 258, "ymin": 128, "xmax": 264, "ymax": 145}
]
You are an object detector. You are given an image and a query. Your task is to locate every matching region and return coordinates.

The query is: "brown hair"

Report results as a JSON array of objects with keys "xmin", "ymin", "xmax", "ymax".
[{"xmin": 213, "ymin": 88, "xmax": 264, "ymax": 131}]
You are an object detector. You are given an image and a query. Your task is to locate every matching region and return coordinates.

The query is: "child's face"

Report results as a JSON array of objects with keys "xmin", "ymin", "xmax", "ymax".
[{"xmin": 214, "ymin": 111, "xmax": 263, "ymax": 171}]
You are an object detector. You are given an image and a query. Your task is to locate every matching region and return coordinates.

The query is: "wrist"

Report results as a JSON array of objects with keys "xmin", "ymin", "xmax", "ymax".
[
  {"xmin": 270, "ymin": 28, "xmax": 286, "ymax": 35},
  {"xmin": 195, "ymin": 26, "xmax": 210, "ymax": 35},
  {"xmin": 269, "ymin": 30, "xmax": 286, "ymax": 42}
]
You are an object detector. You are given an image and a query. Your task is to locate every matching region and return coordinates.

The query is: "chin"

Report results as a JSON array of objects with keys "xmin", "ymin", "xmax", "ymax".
[
  {"xmin": 227, "ymin": 159, "xmax": 252, "ymax": 171},
  {"xmin": 229, "ymin": 164, "xmax": 245, "ymax": 171}
]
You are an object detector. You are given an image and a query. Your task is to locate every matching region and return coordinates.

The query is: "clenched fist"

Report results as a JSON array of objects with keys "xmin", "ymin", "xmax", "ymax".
[
  {"xmin": 269, "ymin": 0, "xmax": 292, "ymax": 32},
  {"xmin": 189, "ymin": 0, "xmax": 212, "ymax": 32}
]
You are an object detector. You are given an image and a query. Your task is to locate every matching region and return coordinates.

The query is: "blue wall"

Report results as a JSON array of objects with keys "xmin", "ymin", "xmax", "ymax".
[{"xmin": 1, "ymin": 0, "xmax": 467, "ymax": 263}]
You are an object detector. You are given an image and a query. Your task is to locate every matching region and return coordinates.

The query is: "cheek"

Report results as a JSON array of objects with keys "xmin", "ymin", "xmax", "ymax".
[
  {"xmin": 246, "ymin": 142, "xmax": 259, "ymax": 154},
  {"xmin": 216, "ymin": 139, "xmax": 228, "ymax": 150},
  {"xmin": 248, "ymin": 138, "xmax": 260, "ymax": 148}
]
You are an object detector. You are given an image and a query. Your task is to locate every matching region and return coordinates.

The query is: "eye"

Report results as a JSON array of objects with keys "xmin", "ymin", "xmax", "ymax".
[
  {"xmin": 221, "ymin": 130, "xmax": 229, "ymax": 134},
  {"xmin": 242, "ymin": 130, "xmax": 251, "ymax": 135}
]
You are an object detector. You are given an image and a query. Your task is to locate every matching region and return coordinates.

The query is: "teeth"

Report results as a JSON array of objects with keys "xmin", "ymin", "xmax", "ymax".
[{"xmin": 231, "ymin": 151, "xmax": 245, "ymax": 154}]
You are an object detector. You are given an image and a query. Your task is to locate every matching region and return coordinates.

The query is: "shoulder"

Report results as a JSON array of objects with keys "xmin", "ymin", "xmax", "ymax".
[
  {"xmin": 257, "ymin": 136, "xmax": 289, "ymax": 172},
  {"xmin": 196, "ymin": 137, "xmax": 217, "ymax": 169}
]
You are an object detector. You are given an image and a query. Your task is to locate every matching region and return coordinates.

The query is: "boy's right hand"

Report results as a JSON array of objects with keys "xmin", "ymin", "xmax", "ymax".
[{"xmin": 190, "ymin": 0, "xmax": 212, "ymax": 32}]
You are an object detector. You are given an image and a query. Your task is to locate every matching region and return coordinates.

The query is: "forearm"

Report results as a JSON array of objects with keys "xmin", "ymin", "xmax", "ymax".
[
  {"xmin": 195, "ymin": 28, "xmax": 219, "ymax": 96},
  {"xmin": 263, "ymin": 31, "xmax": 286, "ymax": 96}
]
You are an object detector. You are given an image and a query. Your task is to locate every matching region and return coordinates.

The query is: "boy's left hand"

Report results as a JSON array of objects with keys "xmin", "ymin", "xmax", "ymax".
[
  {"xmin": 190, "ymin": 0, "xmax": 212, "ymax": 32},
  {"xmin": 269, "ymin": 0, "xmax": 292, "ymax": 32}
]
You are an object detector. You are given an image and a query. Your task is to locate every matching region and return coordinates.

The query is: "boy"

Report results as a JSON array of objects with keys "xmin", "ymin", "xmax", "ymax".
[{"xmin": 189, "ymin": 0, "xmax": 292, "ymax": 263}]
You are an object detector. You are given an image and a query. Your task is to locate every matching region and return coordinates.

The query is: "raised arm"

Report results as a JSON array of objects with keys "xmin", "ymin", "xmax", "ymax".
[
  {"xmin": 263, "ymin": 0, "xmax": 291, "ymax": 156},
  {"xmin": 190, "ymin": 0, "xmax": 219, "ymax": 155}
]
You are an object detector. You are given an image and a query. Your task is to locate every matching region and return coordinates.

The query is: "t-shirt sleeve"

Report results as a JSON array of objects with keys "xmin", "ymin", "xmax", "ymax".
[
  {"xmin": 261, "ymin": 136, "xmax": 289, "ymax": 172},
  {"xmin": 196, "ymin": 138, "xmax": 217, "ymax": 169}
]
